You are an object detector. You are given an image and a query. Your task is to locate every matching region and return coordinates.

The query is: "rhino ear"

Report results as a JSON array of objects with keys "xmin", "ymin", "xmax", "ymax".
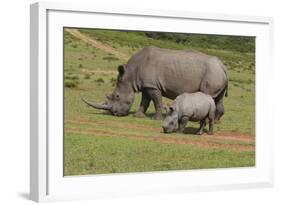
[
  {"xmin": 169, "ymin": 104, "xmax": 176, "ymax": 113},
  {"xmin": 117, "ymin": 65, "xmax": 126, "ymax": 82},
  {"xmin": 118, "ymin": 65, "xmax": 125, "ymax": 75}
]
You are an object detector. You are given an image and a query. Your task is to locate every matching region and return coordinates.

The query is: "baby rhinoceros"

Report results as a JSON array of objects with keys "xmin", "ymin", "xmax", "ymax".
[{"xmin": 162, "ymin": 92, "xmax": 216, "ymax": 135}]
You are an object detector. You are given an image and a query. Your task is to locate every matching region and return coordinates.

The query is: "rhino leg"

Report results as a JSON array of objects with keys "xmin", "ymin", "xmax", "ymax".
[
  {"xmin": 134, "ymin": 91, "xmax": 151, "ymax": 118},
  {"xmin": 214, "ymin": 86, "xmax": 227, "ymax": 123},
  {"xmin": 215, "ymin": 98, "xmax": 224, "ymax": 123},
  {"xmin": 197, "ymin": 119, "xmax": 206, "ymax": 135},
  {"xmin": 178, "ymin": 116, "xmax": 189, "ymax": 133},
  {"xmin": 215, "ymin": 101, "xmax": 224, "ymax": 122},
  {"xmin": 146, "ymin": 88, "xmax": 163, "ymax": 120},
  {"xmin": 208, "ymin": 119, "xmax": 214, "ymax": 135},
  {"xmin": 208, "ymin": 105, "xmax": 216, "ymax": 135}
]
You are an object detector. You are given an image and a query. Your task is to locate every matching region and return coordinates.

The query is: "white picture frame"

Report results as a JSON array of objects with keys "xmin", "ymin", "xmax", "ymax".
[{"xmin": 30, "ymin": 2, "xmax": 274, "ymax": 202}]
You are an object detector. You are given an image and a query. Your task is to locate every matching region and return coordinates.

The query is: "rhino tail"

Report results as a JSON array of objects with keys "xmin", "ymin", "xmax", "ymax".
[{"xmin": 217, "ymin": 57, "xmax": 228, "ymax": 98}]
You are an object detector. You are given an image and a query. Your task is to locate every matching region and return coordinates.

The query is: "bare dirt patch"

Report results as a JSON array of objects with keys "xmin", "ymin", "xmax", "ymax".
[
  {"xmin": 65, "ymin": 120, "xmax": 255, "ymax": 151},
  {"xmin": 65, "ymin": 28, "xmax": 129, "ymax": 61},
  {"xmin": 66, "ymin": 118, "xmax": 160, "ymax": 132},
  {"xmin": 66, "ymin": 118, "xmax": 255, "ymax": 143}
]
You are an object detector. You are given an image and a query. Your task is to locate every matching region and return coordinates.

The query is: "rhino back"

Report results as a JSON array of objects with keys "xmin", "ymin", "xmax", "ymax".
[
  {"xmin": 178, "ymin": 92, "xmax": 214, "ymax": 121},
  {"xmin": 127, "ymin": 47, "xmax": 225, "ymax": 99}
]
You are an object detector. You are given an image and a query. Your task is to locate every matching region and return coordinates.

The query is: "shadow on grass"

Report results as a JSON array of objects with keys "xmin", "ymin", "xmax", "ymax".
[
  {"xmin": 183, "ymin": 127, "xmax": 199, "ymax": 134},
  {"xmin": 143, "ymin": 113, "xmax": 168, "ymax": 120},
  {"xmin": 85, "ymin": 111, "xmax": 166, "ymax": 119},
  {"xmin": 85, "ymin": 111, "xmax": 111, "ymax": 116},
  {"xmin": 182, "ymin": 127, "xmax": 209, "ymax": 135}
]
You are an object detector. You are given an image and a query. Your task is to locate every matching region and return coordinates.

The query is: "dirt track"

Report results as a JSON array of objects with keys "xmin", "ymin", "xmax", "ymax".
[
  {"xmin": 65, "ymin": 28, "xmax": 129, "ymax": 61},
  {"xmin": 65, "ymin": 118, "xmax": 255, "ymax": 152}
]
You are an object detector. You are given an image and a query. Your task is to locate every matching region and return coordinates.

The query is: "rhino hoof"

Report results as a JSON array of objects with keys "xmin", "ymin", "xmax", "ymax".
[
  {"xmin": 207, "ymin": 131, "xmax": 214, "ymax": 135},
  {"xmin": 196, "ymin": 131, "xmax": 204, "ymax": 135},
  {"xmin": 133, "ymin": 112, "xmax": 146, "ymax": 118}
]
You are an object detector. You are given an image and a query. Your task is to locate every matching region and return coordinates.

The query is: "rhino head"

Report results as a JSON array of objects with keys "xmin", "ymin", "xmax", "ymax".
[
  {"xmin": 162, "ymin": 105, "xmax": 178, "ymax": 133},
  {"xmin": 82, "ymin": 65, "xmax": 135, "ymax": 116}
]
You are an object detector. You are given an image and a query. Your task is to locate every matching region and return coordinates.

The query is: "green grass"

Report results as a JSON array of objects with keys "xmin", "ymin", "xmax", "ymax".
[
  {"xmin": 63, "ymin": 28, "xmax": 255, "ymax": 176},
  {"xmin": 64, "ymin": 134, "xmax": 254, "ymax": 175}
]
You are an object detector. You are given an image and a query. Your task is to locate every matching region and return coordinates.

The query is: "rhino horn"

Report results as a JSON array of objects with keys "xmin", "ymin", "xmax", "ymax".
[{"xmin": 81, "ymin": 97, "xmax": 111, "ymax": 110}]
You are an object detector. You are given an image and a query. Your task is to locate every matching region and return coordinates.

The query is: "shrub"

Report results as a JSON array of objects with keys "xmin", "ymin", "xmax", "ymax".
[
  {"xmin": 110, "ymin": 77, "xmax": 117, "ymax": 86},
  {"xmin": 65, "ymin": 75, "xmax": 79, "ymax": 80},
  {"xmin": 96, "ymin": 78, "xmax": 104, "ymax": 83},
  {"xmin": 110, "ymin": 77, "xmax": 116, "ymax": 83},
  {"xmin": 64, "ymin": 80, "xmax": 79, "ymax": 88}
]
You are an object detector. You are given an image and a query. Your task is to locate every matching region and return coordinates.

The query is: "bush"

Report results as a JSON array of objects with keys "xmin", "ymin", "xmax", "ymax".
[
  {"xmin": 110, "ymin": 77, "xmax": 116, "ymax": 83},
  {"xmin": 144, "ymin": 32, "xmax": 255, "ymax": 53},
  {"xmin": 110, "ymin": 77, "xmax": 117, "ymax": 86},
  {"xmin": 96, "ymin": 78, "xmax": 105, "ymax": 83},
  {"xmin": 65, "ymin": 75, "xmax": 79, "ymax": 80},
  {"xmin": 64, "ymin": 80, "xmax": 79, "ymax": 88}
]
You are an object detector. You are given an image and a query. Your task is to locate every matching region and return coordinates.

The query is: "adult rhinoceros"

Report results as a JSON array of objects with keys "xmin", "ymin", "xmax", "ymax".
[{"xmin": 82, "ymin": 46, "xmax": 228, "ymax": 120}]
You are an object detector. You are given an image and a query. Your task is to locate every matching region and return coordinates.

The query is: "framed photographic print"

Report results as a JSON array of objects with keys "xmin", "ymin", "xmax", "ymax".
[{"xmin": 30, "ymin": 2, "xmax": 274, "ymax": 202}]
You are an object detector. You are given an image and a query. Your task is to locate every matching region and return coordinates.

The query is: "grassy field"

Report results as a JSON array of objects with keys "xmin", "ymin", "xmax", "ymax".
[{"xmin": 63, "ymin": 28, "xmax": 255, "ymax": 176}]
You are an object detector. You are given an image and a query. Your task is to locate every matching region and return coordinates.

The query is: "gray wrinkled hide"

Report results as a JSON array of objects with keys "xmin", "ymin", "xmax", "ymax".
[
  {"xmin": 126, "ymin": 46, "xmax": 227, "ymax": 99},
  {"xmin": 163, "ymin": 92, "xmax": 216, "ymax": 134}
]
